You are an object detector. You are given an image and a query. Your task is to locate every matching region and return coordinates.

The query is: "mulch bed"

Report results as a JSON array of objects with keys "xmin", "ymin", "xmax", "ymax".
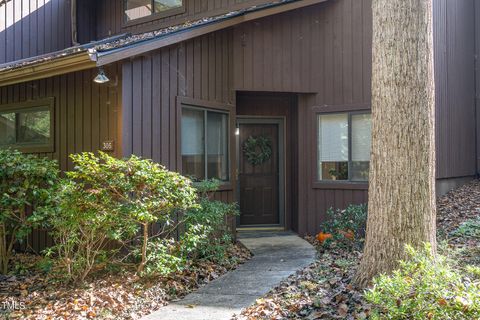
[
  {"xmin": 235, "ymin": 180, "xmax": 480, "ymax": 320},
  {"xmin": 1, "ymin": 244, "xmax": 251, "ymax": 320}
]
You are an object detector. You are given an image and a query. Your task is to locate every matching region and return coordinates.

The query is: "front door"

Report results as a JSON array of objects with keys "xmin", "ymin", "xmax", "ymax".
[{"xmin": 238, "ymin": 120, "xmax": 283, "ymax": 226}]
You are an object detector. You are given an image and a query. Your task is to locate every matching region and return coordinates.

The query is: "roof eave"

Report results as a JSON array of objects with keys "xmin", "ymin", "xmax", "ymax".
[
  {"xmin": 94, "ymin": 0, "xmax": 328, "ymax": 66},
  {"xmin": 0, "ymin": 52, "xmax": 96, "ymax": 87}
]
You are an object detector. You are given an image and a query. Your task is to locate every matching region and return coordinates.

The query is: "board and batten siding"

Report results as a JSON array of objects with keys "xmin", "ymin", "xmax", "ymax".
[
  {"xmin": 0, "ymin": 65, "xmax": 122, "ymax": 252},
  {"xmin": 434, "ymin": 0, "xmax": 477, "ymax": 180},
  {"xmin": 233, "ymin": 0, "xmax": 372, "ymax": 235},
  {"xmin": 0, "ymin": 0, "xmax": 73, "ymax": 64},
  {"xmin": 121, "ymin": 29, "xmax": 235, "ymax": 204},
  {"xmin": 93, "ymin": 0, "xmax": 289, "ymax": 39}
]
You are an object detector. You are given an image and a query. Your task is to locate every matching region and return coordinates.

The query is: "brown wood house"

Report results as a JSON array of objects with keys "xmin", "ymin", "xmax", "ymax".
[{"xmin": 0, "ymin": 0, "xmax": 478, "ymax": 248}]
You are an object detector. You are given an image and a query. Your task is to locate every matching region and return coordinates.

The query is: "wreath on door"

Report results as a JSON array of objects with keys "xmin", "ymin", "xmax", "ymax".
[{"xmin": 243, "ymin": 135, "xmax": 272, "ymax": 165}]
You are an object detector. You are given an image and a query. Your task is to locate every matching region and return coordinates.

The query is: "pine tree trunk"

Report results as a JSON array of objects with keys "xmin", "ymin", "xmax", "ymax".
[{"xmin": 353, "ymin": 0, "xmax": 436, "ymax": 287}]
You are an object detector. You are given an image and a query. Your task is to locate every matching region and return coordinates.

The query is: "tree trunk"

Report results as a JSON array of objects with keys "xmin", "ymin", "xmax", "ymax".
[{"xmin": 353, "ymin": 0, "xmax": 436, "ymax": 287}]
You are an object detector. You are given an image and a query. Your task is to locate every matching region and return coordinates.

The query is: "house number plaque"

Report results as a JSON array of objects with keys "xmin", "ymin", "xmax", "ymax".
[{"xmin": 101, "ymin": 140, "xmax": 115, "ymax": 152}]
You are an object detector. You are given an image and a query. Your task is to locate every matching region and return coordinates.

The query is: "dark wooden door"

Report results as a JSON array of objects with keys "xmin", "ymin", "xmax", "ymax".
[{"xmin": 239, "ymin": 123, "xmax": 279, "ymax": 225}]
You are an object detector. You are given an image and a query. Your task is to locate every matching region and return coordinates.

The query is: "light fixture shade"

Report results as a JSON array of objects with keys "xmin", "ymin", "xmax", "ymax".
[{"xmin": 94, "ymin": 69, "xmax": 110, "ymax": 83}]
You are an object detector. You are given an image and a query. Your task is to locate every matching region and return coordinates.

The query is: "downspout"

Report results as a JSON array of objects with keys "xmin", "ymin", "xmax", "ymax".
[{"xmin": 71, "ymin": 0, "xmax": 79, "ymax": 46}]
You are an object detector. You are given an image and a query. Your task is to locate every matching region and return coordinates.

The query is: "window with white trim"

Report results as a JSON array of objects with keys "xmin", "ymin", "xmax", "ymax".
[
  {"xmin": 317, "ymin": 112, "xmax": 371, "ymax": 181},
  {"xmin": 124, "ymin": 0, "xmax": 183, "ymax": 22},
  {"xmin": 181, "ymin": 106, "xmax": 229, "ymax": 181}
]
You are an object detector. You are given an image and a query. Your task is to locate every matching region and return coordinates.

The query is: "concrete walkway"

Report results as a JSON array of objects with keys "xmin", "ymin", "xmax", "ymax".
[{"xmin": 142, "ymin": 232, "xmax": 316, "ymax": 320}]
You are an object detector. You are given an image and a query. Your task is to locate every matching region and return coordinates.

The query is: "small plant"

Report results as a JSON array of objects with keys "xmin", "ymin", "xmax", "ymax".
[
  {"xmin": 138, "ymin": 179, "xmax": 238, "ymax": 277},
  {"xmin": 138, "ymin": 238, "xmax": 184, "ymax": 276},
  {"xmin": 0, "ymin": 149, "xmax": 58, "ymax": 274},
  {"xmin": 318, "ymin": 203, "xmax": 367, "ymax": 248},
  {"xmin": 182, "ymin": 179, "xmax": 238, "ymax": 263},
  {"xmin": 452, "ymin": 217, "xmax": 480, "ymax": 239},
  {"xmin": 366, "ymin": 243, "xmax": 480, "ymax": 320}
]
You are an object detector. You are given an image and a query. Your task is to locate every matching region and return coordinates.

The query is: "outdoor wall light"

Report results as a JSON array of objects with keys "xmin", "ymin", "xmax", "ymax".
[{"xmin": 94, "ymin": 68, "xmax": 110, "ymax": 84}]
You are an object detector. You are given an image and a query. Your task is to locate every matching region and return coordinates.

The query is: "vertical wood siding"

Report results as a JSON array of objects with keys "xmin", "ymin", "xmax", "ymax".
[
  {"xmin": 94, "ymin": 0, "xmax": 287, "ymax": 39},
  {"xmin": 2, "ymin": 0, "xmax": 477, "ymax": 245},
  {"xmin": 434, "ymin": 0, "xmax": 477, "ymax": 179},
  {"xmin": 0, "ymin": 0, "xmax": 72, "ymax": 64},
  {"xmin": 122, "ymin": 29, "xmax": 235, "ymax": 204},
  {"xmin": 0, "ymin": 65, "xmax": 122, "ymax": 252},
  {"xmin": 233, "ymin": 0, "xmax": 372, "ymax": 235}
]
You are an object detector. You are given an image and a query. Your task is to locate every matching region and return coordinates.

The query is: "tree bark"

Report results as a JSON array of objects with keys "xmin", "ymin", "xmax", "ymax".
[{"xmin": 353, "ymin": 0, "xmax": 436, "ymax": 287}]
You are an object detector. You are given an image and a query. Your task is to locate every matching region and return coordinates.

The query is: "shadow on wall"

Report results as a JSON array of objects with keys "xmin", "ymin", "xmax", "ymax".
[{"xmin": 0, "ymin": 0, "xmax": 72, "ymax": 64}]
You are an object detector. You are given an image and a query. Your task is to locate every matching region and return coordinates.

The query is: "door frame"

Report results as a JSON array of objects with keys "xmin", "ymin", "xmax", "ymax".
[{"xmin": 235, "ymin": 116, "xmax": 286, "ymax": 229}]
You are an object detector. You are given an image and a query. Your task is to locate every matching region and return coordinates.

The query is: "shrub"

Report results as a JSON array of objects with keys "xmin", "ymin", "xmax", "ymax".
[
  {"xmin": 139, "ymin": 238, "xmax": 184, "ymax": 276},
  {"xmin": 318, "ymin": 203, "xmax": 367, "ymax": 248},
  {"xmin": 138, "ymin": 180, "xmax": 238, "ymax": 277},
  {"xmin": 365, "ymin": 244, "xmax": 480, "ymax": 320},
  {"xmin": 181, "ymin": 179, "xmax": 238, "ymax": 263},
  {"xmin": 0, "ymin": 149, "xmax": 58, "ymax": 274},
  {"xmin": 47, "ymin": 152, "xmax": 197, "ymax": 281},
  {"xmin": 45, "ymin": 179, "xmax": 136, "ymax": 282}
]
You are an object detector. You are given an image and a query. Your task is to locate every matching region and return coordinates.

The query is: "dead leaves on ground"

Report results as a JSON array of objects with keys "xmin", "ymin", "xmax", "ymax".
[
  {"xmin": 233, "ymin": 244, "xmax": 371, "ymax": 320},
  {"xmin": 235, "ymin": 180, "xmax": 480, "ymax": 320},
  {"xmin": 1, "ymin": 244, "xmax": 251, "ymax": 320}
]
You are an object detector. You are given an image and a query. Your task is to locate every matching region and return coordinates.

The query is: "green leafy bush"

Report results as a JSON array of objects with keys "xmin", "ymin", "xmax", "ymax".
[
  {"xmin": 319, "ymin": 203, "xmax": 367, "ymax": 247},
  {"xmin": 47, "ymin": 152, "xmax": 197, "ymax": 281},
  {"xmin": 182, "ymin": 179, "xmax": 238, "ymax": 262},
  {"xmin": 182, "ymin": 198, "xmax": 238, "ymax": 262},
  {"xmin": 45, "ymin": 179, "xmax": 136, "ymax": 282},
  {"xmin": 137, "ymin": 179, "xmax": 238, "ymax": 276},
  {"xmin": 365, "ymin": 244, "xmax": 480, "ymax": 320},
  {"xmin": 452, "ymin": 217, "xmax": 480, "ymax": 239},
  {"xmin": 0, "ymin": 149, "xmax": 58, "ymax": 274},
  {"xmin": 139, "ymin": 238, "xmax": 184, "ymax": 276}
]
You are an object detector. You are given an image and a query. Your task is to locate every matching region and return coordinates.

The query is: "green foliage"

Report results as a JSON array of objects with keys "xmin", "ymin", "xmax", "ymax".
[
  {"xmin": 47, "ymin": 152, "xmax": 197, "ymax": 281},
  {"xmin": 366, "ymin": 244, "xmax": 480, "ymax": 320},
  {"xmin": 139, "ymin": 179, "xmax": 238, "ymax": 277},
  {"xmin": 182, "ymin": 197, "xmax": 238, "ymax": 262},
  {"xmin": 138, "ymin": 238, "xmax": 184, "ymax": 276},
  {"xmin": 452, "ymin": 217, "xmax": 480, "ymax": 239},
  {"xmin": 319, "ymin": 203, "xmax": 367, "ymax": 248},
  {"xmin": 243, "ymin": 135, "xmax": 272, "ymax": 166},
  {"xmin": 0, "ymin": 149, "xmax": 59, "ymax": 274},
  {"xmin": 66, "ymin": 152, "xmax": 197, "ymax": 226},
  {"xmin": 45, "ymin": 178, "xmax": 135, "ymax": 282}
]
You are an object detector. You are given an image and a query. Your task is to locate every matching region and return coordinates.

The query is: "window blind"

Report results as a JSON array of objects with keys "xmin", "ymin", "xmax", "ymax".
[
  {"xmin": 207, "ymin": 112, "xmax": 228, "ymax": 155},
  {"xmin": 318, "ymin": 113, "xmax": 349, "ymax": 162},
  {"xmin": 352, "ymin": 114, "xmax": 371, "ymax": 161},
  {"xmin": 181, "ymin": 108, "xmax": 204, "ymax": 155}
]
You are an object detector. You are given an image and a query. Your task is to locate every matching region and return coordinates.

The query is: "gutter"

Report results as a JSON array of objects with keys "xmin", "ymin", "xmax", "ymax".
[
  {"xmin": 0, "ymin": 0, "xmax": 326, "ymax": 87},
  {"xmin": 0, "ymin": 34, "xmax": 127, "ymax": 87},
  {"xmin": 0, "ymin": 53, "xmax": 95, "ymax": 87}
]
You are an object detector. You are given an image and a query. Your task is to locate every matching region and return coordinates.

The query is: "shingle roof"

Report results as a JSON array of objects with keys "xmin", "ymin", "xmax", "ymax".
[{"xmin": 0, "ymin": 0, "xmax": 324, "ymax": 82}]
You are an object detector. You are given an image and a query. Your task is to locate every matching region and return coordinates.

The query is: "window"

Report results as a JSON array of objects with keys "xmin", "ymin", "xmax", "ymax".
[
  {"xmin": 317, "ymin": 112, "xmax": 371, "ymax": 182},
  {"xmin": 181, "ymin": 106, "xmax": 229, "ymax": 182},
  {"xmin": 124, "ymin": 0, "xmax": 183, "ymax": 22},
  {"xmin": 0, "ymin": 100, "xmax": 54, "ymax": 153}
]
